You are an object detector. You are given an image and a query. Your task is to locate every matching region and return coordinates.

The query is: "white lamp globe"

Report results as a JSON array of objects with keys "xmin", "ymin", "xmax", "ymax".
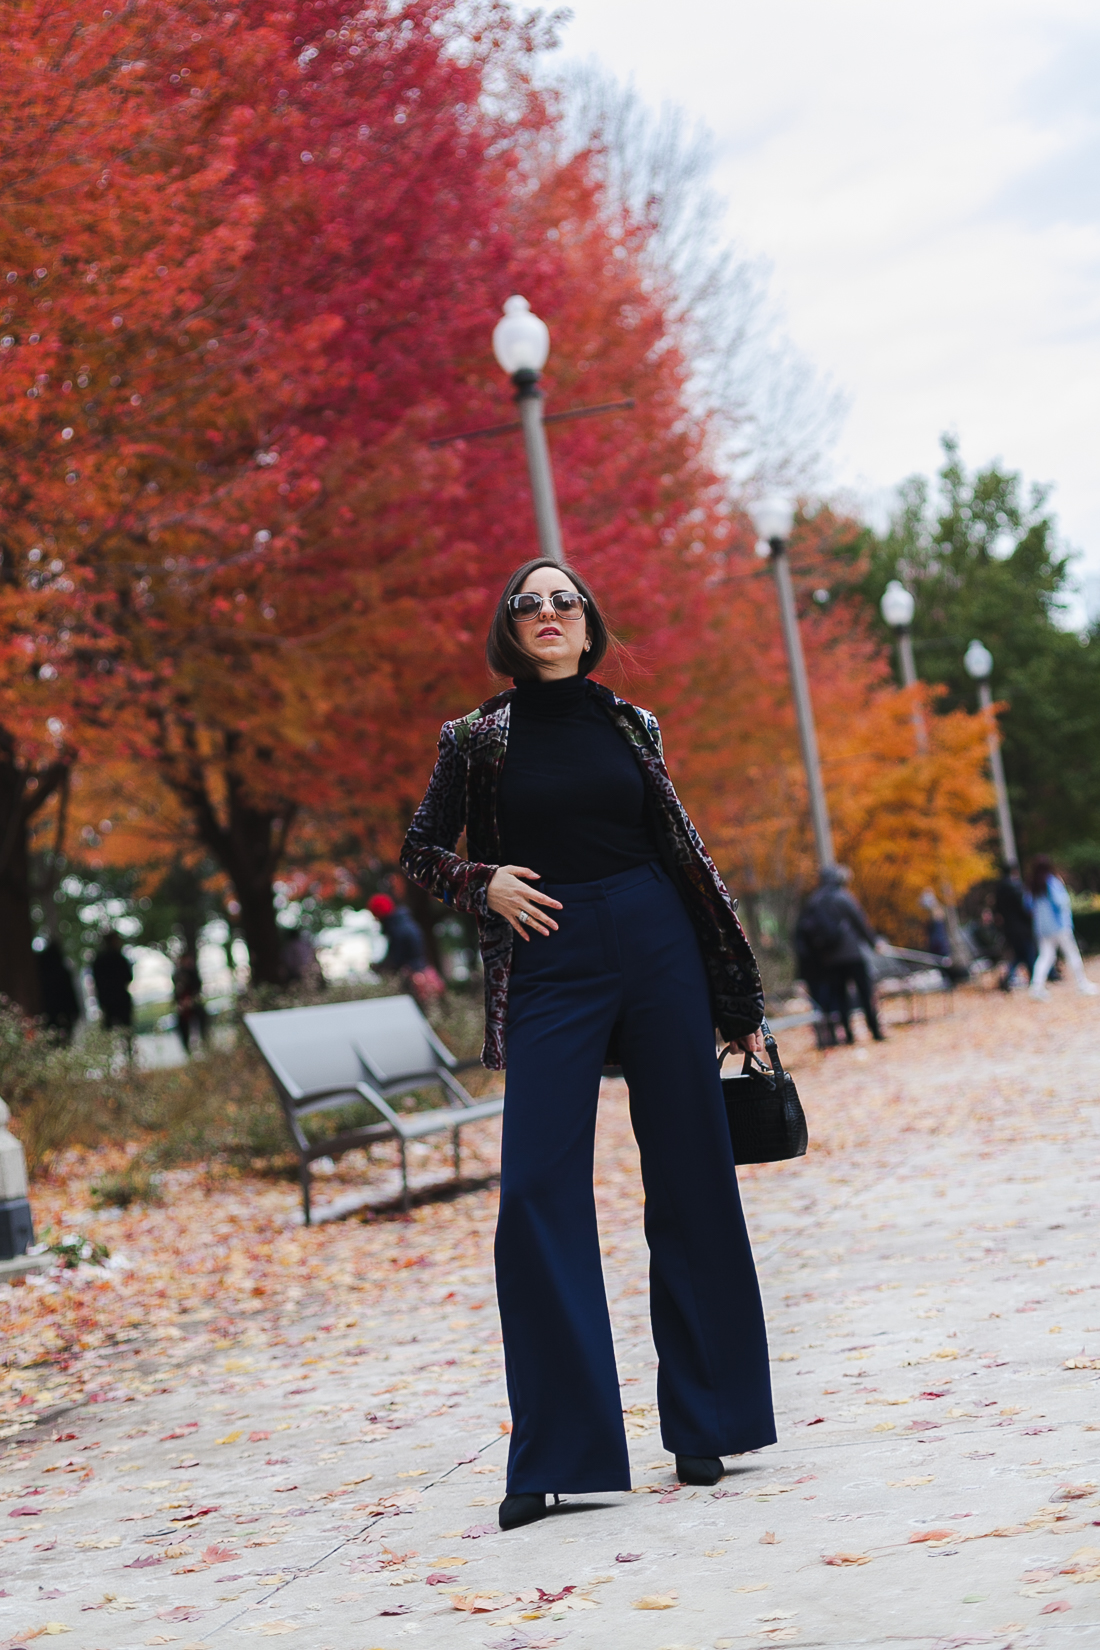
[
  {"xmin": 964, "ymin": 639, "xmax": 993, "ymax": 680},
  {"xmin": 880, "ymin": 579, "xmax": 916, "ymax": 629},
  {"xmin": 749, "ymin": 497, "xmax": 795, "ymax": 544},
  {"xmin": 492, "ymin": 295, "xmax": 550, "ymax": 377}
]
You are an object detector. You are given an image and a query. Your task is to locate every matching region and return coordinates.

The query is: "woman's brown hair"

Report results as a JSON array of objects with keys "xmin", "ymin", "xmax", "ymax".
[{"xmin": 486, "ymin": 558, "xmax": 611, "ymax": 682}]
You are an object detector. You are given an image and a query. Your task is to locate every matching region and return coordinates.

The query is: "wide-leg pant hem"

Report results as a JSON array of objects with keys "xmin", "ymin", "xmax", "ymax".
[{"xmin": 660, "ymin": 1425, "xmax": 778, "ymax": 1458}]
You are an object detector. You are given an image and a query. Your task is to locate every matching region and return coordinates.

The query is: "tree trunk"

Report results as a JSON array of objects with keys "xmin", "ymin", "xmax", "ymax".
[
  {"xmin": 176, "ymin": 769, "xmax": 294, "ymax": 987},
  {"xmin": 0, "ymin": 746, "xmax": 67, "ymax": 1017},
  {"xmin": 233, "ymin": 869, "xmax": 285, "ymax": 986},
  {"xmin": 0, "ymin": 765, "xmax": 40, "ymax": 1016}
]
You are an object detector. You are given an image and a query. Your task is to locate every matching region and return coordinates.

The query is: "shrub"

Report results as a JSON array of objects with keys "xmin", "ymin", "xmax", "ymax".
[{"xmin": 1, "ymin": 983, "xmax": 488, "ymax": 1180}]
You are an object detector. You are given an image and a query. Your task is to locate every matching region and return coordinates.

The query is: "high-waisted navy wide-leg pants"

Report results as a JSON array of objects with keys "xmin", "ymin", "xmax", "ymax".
[{"xmin": 496, "ymin": 861, "xmax": 776, "ymax": 1495}]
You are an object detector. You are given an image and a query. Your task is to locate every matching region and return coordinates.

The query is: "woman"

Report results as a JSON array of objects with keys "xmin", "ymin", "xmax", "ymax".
[
  {"xmin": 1028, "ymin": 854, "xmax": 1099, "ymax": 999},
  {"xmin": 401, "ymin": 559, "xmax": 776, "ymax": 1531}
]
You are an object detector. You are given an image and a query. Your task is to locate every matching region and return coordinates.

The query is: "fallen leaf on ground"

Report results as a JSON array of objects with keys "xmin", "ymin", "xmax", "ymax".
[
  {"xmin": 461, "ymin": 1524, "xmax": 497, "ymax": 1539},
  {"xmin": 37, "ymin": 1627, "xmax": 73, "ymax": 1637},
  {"xmin": 240, "ymin": 1622, "xmax": 300, "ymax": 1634},
  {"xmin": 760, "ymin": 1530, "xmax": 779, "ymax": 1544},
  {"xmin": 75, "ymin": 1534, "xmax": 121, "ymax": 1549},
  {"xmin": 215, "ymin": 1430, "xmax": 242, "ymax": 1444},
  {"xmin": 823, "ymin": 1552, "xmax": 870, "ymax": 1566},
  {"xmin": 1040, "ymin": 1601, "xmax": 1071, "ymax": 1614},
  {"xmin": 200, "ymin": 1544, "xmax": 237, "ymax": 1564},
  {"xmin": 615, "ymin": 1552, "xmax": 643, "ymax": 1563},
  {"xmin": 633, "ymin": 1593, "xmax": 677, "ymax": 1609},
  {"xmin": 909, "ymin": 1529, "xmax": 956, "ymax": 1544},
  {"xmin": 450, "ymin": 1592, "xmax": 504, "ymax": 1612},
  {"xmin": 889, "ymin": 1476, "xmax": 934, "ymax": 1487}
]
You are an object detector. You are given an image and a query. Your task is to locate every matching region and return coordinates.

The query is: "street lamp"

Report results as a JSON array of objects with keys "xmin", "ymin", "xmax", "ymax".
[
  {"xmin": 492, "ymin": 295, "xmax": 564, "ymax": 566},
  {"xmin": 880, "ymin": 579, "xmax": 928, "ymax": 752},
  {"xmin": 751, "ymin": 497, "xmax": 835, "ymax": 871},
  {"xmin": 964, "ymin": 639, "xmax": 1019, "ymax": 868}
]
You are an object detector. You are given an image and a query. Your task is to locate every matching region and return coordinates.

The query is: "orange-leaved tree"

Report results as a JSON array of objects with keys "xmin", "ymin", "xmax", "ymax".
[{"xmin": 662, "ymin": 505, "xmax": 996, "ymax": 945}]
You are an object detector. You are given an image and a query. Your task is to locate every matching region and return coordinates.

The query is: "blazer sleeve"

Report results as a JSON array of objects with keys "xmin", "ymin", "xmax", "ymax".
[
  {"xmin": 399, "ymin": 722, "xmax": 498, "ymax": 918},
  {"xmin": 646, "ymin": 709, "xmax": 738, "ymax": 913}
]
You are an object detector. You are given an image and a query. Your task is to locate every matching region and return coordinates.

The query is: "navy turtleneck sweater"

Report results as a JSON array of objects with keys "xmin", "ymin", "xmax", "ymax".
[{"xmin": 497, "ymin": 675, "xmax": 660, "ymax": 883}]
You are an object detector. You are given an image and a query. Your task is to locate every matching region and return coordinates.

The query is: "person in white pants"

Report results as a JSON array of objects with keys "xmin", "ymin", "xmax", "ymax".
[{"xmin": 1028, "ymin": 855, "xmax": 1099, "ymax": 999}]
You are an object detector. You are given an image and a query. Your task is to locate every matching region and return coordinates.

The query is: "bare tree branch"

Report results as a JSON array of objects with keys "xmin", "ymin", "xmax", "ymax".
[{"xmin": 552, "ymin": 64, "xmax": 847, "ymax": 493}]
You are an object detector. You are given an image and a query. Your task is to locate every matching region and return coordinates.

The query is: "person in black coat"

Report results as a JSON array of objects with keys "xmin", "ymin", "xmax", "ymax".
[
  {"xmin": 92, "ymin": 932, "xmax": 134, "ymax": 1030},
  {"xmin": 796, "ymin": 867, "xmax": 884, "ymax": 1043},
  {"xmin": 172, "ymin": 951, "xmax": 207, "ymax": 1054},
  {"xmin": 35, "ymin": 941, "xmax": 80, "ymax": 1041},
  {"xmin": 993, "ymin": 863, "xmax": 1035, "ymax": 991}
]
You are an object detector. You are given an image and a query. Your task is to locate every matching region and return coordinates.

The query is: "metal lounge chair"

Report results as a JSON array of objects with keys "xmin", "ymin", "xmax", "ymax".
[{"xmin": 243, "ymin": 995, "xmax": 503, "ymax": 1223}]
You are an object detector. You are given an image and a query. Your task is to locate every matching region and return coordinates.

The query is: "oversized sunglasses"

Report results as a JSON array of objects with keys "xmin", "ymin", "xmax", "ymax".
[{"xmin": 507, "ymin": 590, "xmax": 588, "ymax": 621}]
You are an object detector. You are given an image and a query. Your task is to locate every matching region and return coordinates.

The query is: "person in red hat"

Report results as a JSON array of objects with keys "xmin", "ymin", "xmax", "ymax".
[{"xmin": 368, "ymin": 892, "xmax": 445, "ymax": 1005}]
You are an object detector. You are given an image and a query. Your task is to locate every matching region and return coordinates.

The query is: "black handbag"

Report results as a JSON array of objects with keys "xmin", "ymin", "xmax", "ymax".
[{"xmin": 718, "ymin": 1020, "xmax": 808, "ymax": 1165}]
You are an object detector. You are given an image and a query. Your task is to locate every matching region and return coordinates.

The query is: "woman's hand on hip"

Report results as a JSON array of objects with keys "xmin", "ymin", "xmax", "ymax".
[{"xmin": 487, "ymin": 865, "xmax": 563, "ymax": 940}]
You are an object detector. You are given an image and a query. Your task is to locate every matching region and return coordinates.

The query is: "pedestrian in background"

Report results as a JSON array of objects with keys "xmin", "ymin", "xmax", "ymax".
[
  {"xmin": 280, "ymin": 927, "xmax": 323, "ymax": 991},
  {"xmin": 1028, "ymin": 855, "xmax": 1098, "ymax": 999},
  {"xmin": 172, "ymin": 951, "xmax": 207, "ymax": 1054},
  {"xmin": 993, "ymin": 863, "xmax": 1035, "ymax": 992},
  {"xmin": 368, "ymin": 893, "xmax": 446, "ymax": 1007},
  {"xmin": 918, "ymin": 889, "xmax": 951, "ymax": 959},
  {"xmin": 91, "ymin": 931, "xmax": 134, "ymax": 1031},
  {"xmin": 797, "ymin": 867, "xmax": 885, "ymax": 1043},
  {"xmin": 793, "ymin": 900, "xmax": 838, "ymax": 1046},
  {"xmin": 35, "ymin": 940, "xmax": 81, "ymax": 1040}
]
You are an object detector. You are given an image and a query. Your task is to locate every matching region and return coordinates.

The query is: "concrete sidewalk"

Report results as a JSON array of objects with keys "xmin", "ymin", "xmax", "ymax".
[{"xmin": 1, "ymin": 986, "xmax": 1098, "ymax": 1649}]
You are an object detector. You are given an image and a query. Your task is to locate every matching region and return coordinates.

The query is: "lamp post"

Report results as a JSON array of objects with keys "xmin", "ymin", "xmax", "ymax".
[
  {"xmin": 491, "ymin": 295, "xmax": 564, "ymax": 566},
  {"xmin": 964, "ymin": 639, "xmax": 1018, "ymax": 868},
  {"xmin": 880, "ymin": 579, "xmax": 928, "ymax": 753},
  {"xmin": 752, "ymin": 498, "xmax": 835, "ymax": 871}
]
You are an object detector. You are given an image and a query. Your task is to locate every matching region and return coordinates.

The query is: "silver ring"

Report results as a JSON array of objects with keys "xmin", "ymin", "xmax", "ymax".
[{"xmin": 518, "ymin": 910, "xmax": 529, "ymax": 925}]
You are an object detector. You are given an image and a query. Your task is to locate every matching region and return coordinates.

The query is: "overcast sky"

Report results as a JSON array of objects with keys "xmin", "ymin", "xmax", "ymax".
[{"xmin": 558, "ymin": 0, "xmax": 1100, "ymax": 613}]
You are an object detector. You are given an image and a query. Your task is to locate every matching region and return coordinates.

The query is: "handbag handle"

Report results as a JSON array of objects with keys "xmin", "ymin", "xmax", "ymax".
[{"xmin": 718, "ymin": 1016, "xmax": 788, "ymax": 1085}]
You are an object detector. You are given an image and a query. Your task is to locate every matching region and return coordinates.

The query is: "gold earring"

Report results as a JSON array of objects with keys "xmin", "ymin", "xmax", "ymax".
[{"xmin": 584, "ymin": 639, "xmax": 591, "ymax": 651}]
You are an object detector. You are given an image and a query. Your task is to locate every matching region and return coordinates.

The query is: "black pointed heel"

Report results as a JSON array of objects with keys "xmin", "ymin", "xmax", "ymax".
[
  {"xmin": 675, "ymin": 1454, "xmax": 723, "ymax": 1486},
  {"xmin": 499, "ymin": 1492, "xmax": 559, "ymax": 1531}
]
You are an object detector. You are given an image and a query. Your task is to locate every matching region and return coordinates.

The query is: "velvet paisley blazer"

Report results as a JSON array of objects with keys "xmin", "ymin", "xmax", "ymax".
[{"xmin": 400, "ymin": 678, "xmax": 765, "ymax": 1069}]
